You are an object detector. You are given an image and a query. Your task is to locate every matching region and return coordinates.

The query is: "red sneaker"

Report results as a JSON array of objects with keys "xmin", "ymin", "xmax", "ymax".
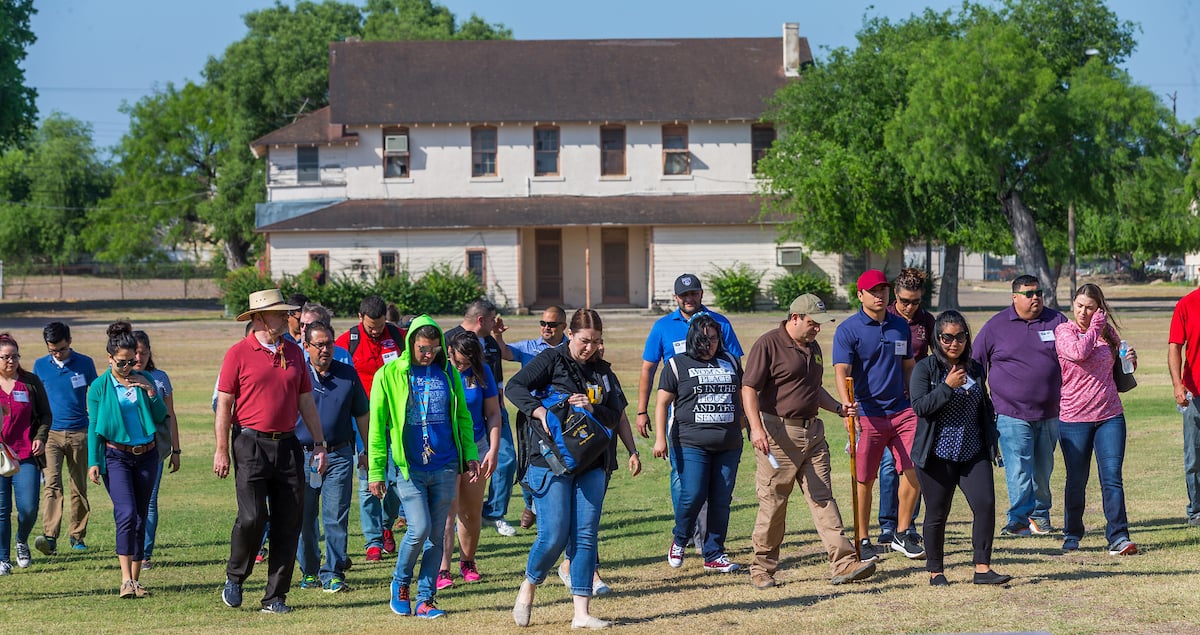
[
  {"xmin": 382, "ymin": 529, "xmax": 396, "ymax": 554},
  {"xmin": 365, "ymin": 546, "xmax": 382, "ymax": 562}
]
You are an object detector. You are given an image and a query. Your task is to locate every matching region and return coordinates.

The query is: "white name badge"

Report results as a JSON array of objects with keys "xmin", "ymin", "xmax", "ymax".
[
  {"xmin": 894, "ymin": 340, "xmax": 908, "ymax": 356},
  {"xmin": 1038, "ymin": 330, "xmax": 1055, "ymax": 342},
  {"xmin": 672, "ymin": 340, "xmax": 686, "ymax": 355},
  {"xmin": 382, "ymin": 350, "xmax": 399, "ymax": 364},
  {"xmin": 963, "ymin": 376, "xmax": 977, "ymax": 391},
  {"xmin": 71, "ymin": 373, "xmax": 87, "ymax": 389},
  {"xmin": 12, "ymin": 390, "xmax": 29, "ymax": 403}
]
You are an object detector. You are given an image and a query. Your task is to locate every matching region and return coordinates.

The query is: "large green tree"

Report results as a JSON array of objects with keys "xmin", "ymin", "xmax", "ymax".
[{"xmin": 0, "ymin": 0, "xmax": 36, "ymax": 149}]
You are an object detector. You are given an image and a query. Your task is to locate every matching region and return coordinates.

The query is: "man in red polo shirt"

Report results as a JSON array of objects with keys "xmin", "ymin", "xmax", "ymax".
[{"xmin": 214, "ymin": 289, "xmax": 328, "ymax": 614}]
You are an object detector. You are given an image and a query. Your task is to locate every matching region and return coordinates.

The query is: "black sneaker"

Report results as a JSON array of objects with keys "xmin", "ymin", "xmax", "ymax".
[
  {"xmin": 858, "ymin": 538, "xmax": 880, "ymax": 562},
  {"xmin": 877, "ymin": 532, "xmax": 896, "ymax": 547},
  {"xmin": 891, "ymin": 532, "xmax": 925, "ymax": 559},
  {"xmin": 261, "ymin": 600, "xmax": 293, "ymax": 614},
  {"xmin": 905, "ymin": 528, "xmax": 924, "ymax": 545},
  {"xmin": 222, "ymin": 578, "xmax": 243, "ymax": 608}
]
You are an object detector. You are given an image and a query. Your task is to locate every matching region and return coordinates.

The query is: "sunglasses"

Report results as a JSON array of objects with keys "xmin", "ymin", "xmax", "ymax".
[
  {"xmin": 896, "ymin": 297, "xmax": 921, "ymax": 307},
  {"xmin": 417, "ymin": 345, "xmax": 442, "ymax": 356},
  {"xmin": 113, "ymin": 359, "xmax": 138, "ymax": 368},
  {"xmin": 539, "ymin": 321, "xmax": 563, "ymax": 328},
  {"xmin": 1015, "ymin": 289, "xmax": 1044, "ymax": 299},
  {"xmin": 937, "ymin": 332, "xmax": 968, "ymax": 344},
  {"xmin": 47, "ymin": 344, "xmax": 70, "ymax": 354}
]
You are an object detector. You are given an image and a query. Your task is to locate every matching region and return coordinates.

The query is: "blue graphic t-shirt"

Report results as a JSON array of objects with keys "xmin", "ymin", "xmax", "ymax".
[{"xmin": 403, "ymin": 364, "xmax": 455, "ymax": 471}]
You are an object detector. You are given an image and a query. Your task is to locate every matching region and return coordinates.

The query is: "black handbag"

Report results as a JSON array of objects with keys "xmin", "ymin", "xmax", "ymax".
[{"xmin": 1113, "ymin": 358, "xmax": 1137, "ymax": 393}]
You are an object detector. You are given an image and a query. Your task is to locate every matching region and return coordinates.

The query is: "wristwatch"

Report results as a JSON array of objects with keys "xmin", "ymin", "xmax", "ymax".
[{"xmin": 313, "ymin": 441, "xmax": 326, "ymax": 448}]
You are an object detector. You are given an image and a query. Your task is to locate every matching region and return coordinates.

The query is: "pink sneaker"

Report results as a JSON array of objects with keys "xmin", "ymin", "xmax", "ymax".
[
  {"xmin": 460, "ymin": 560, "xmax": 481, "ymax": 583},
  {"xmin": 436, "ymin": 569, "xmax": 454, "ymax": 590}
]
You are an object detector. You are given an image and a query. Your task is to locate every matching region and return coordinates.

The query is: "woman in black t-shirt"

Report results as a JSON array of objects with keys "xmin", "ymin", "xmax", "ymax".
[{"xmin": 653, "ymin": 314, "xmax": 745, "ymax": 573}]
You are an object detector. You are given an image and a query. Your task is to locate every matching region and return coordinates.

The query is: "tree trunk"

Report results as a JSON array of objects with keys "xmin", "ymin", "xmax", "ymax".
[
  {"xmin": 938, "ymin": 243, "xmax": 961, "ymax": 311},
  {"xmin": 223, "ymin": 240, "xmax": 249, "ymax": 271},
  {"xmin": 1001, "ymin": 190, "xmax": 1058, "ymax": 309}
]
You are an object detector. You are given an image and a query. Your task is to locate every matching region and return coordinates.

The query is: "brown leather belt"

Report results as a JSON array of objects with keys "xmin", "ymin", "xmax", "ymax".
[
  {"xmin": 761, "ymin": 413, "xmax": 819, "ymax": 429},
  {"xmin": 106, "ymin": 440, "xmax": 156, "ymax": 455}
]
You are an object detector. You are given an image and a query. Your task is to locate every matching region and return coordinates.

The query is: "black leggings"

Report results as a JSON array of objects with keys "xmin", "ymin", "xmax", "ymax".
[{"xmin": 915, "ymin": 453, "xmax": 995, "ymax": 573}]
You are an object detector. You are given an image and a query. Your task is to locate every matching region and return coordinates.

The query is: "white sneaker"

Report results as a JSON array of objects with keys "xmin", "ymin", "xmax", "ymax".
[
  {"xmin": 0, "ymin": 561, "xmax": 11, "ymax": 576},
  {"xmin": 15, "ymin": 542, "xmax": 30, "ymax": 568},
  {"xmin": 493, "ymin": 518, "xmax": 517, "ymax": 537},
  {"xmin": 667, "ymin": 542, "xmax": 685, "ymax": 568}
]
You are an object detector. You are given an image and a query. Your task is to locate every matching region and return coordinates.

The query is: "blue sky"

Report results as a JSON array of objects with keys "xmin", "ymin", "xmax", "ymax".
[{"xmin": 22, "ymin": 0, "xmax": 1200, "ymax": 152}]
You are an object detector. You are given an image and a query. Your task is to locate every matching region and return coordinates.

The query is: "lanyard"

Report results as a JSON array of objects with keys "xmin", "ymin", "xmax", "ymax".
[{"xmin": 410, "ymin": 365, "xmax": 434, "ymax": 464}]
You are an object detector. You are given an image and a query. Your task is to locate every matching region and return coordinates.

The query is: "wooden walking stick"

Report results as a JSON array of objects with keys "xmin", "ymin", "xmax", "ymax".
[{"xmin": 844, "ymin": 376, "xmax": 860, "ymax": 559}]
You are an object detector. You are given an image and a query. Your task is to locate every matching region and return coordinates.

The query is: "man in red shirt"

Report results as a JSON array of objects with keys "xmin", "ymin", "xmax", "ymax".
[
  {"xmin": 214, "ymin": 289, "xmax": 328, "ymax": 614},
  {"xmin": 335, "ymin": 295, "xmax": 405, "ymax": 561},
  {"xmin": 1169, "ymin": 286, "xmax": 1200, "ymax": 527}
]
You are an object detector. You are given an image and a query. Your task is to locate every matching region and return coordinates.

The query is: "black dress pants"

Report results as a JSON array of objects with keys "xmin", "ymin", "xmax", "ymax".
[{"xmin": 915, "ymin": 453, "xmax": 995, "ymax": 573}]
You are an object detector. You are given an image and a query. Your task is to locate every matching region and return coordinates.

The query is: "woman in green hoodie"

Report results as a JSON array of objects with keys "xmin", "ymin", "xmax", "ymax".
[
  {"xmin": 86, "ymin": 321, "xmax": 168, "ymax": 599},
  {"xmin": 367, "ymin": 315, "xmax": 479, "ymax": 620}
]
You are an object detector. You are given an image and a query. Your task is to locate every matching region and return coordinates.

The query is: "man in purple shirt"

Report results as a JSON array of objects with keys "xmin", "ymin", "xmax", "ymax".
[
  {"xmin": 972, "ymin": 275, "xmax": 1067, "ymax": 536},
  {"xmin": 877, "ymin": 268, "xmax": 935, "ymax": 547}
]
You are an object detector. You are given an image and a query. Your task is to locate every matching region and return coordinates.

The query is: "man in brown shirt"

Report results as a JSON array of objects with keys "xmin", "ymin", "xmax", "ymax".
[{"xmin": 741, "ymin": 295, "xmax": 876, "ymax": 589}]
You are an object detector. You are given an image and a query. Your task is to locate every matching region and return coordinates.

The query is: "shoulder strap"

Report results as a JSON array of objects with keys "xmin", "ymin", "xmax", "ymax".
[
  {"xmin": 386, "ymin": 323, "xmax": 405, "ymax": 351},
  {"xmin": 347, "ymin": 324, "xmax": 362, "ymax": 356},
  {"xmin": 667, "ymin": 356, "xmax": 679, "ymax": 381}
]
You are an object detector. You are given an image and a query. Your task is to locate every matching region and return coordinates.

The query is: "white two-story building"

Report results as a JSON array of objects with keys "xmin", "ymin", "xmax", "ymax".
[{"xmin": 252, "ymin": 25, "xmax": 897, "ymax": 311}]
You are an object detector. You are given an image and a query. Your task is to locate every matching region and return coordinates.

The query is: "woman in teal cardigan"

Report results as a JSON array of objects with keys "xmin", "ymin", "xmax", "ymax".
[
  {"xmin": 367, "ymin": 315, "xmax": 479, "ymax": 619},
  {"xmin": 86, "ymin": 322, "xmax": 168, "ymax": 599}
]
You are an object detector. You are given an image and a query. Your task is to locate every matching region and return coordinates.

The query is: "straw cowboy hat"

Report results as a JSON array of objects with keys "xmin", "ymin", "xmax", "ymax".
[{"xmin": 236, "ymin": 289, "xmax": 300, "ymax": 321}]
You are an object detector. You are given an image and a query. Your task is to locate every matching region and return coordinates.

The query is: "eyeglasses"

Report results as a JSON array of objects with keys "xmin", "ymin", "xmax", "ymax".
[
  {"xmin": 287, "ymin": 310, "xmax": 301, "ymax": 319},
  {"xmin": 937, "ymin": 332, "xmax": 968, "ymax": 344},
  {"xmin": 0, "ymin": 354, "xmax": 19, "ymax": 362},
  {"xmin": 576, "ymin": 338, "xmax": 603, "ymax": 347},
  {"xmin": 896, "ymin": 297, "xmax": 921, "ymax": 307},
  {"xmin": 306, "ymin": 341, "xmax": 333, "ymax": 350},
  {"xmin": 539, "ymin": 321, "xmax": 563, "ymax": 328},
  {"xmin": 47, "ymin": 344, "xmax": 70, "ymax": 354},
  {"xmin": 1015, "ymin": 289, "xmax": 1044, "ymax": 299},
  {"xmin": 417, "ymin": 345, "xmax": 442, "ymax": 356},
  {"xmin": 113, "ymin": 359, "xmax": 137, "ymax": 368}
]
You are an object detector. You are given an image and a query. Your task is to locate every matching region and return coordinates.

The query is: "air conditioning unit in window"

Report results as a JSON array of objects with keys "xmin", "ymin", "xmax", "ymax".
[
  {"xmin": 776, "ymin": 247, "xmax": 805, "ymax": 267},
  {"xmin": 384, "ymin": 134, "xmax": 409, "ymax": 153}
]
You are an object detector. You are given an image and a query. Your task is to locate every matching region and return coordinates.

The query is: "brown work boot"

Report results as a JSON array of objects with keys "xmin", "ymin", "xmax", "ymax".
[
  {"xmin": 751, "ymin": 572, "xmax": 776, "ymax": 589},
  {"xmin": 831, "ymin": 559, "xmax": 877, "ymax": 585},
  {"xmin": 520, "ymin": 507, "xmax": 536, "ymax": 529}
]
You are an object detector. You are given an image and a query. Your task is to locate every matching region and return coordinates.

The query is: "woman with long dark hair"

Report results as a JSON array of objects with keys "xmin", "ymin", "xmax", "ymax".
[
  {"xmin": 1055, "ymin": 283, "xmax": 1138, "ymax": 555},
  {"xmin": 0, "ymin": 333, "xmax": 51, "ymax": 575},
  {"xmin": 131, "ymin": 330, "xmax": 182, "ymax": 569},
  {"xmin": 508, "ymin": 308, "xmax": 624, "ymax": 630},
  {"xmin": 87, "ymin": 322, "xmax": 170, "ymax": 597},
  {"xmin": 910, "ymin": 311, "xmax": 1010, "ymax": 586},
  {"xmin": 654, "ymin": 313, "xmax": 744, "ymax": 573}
]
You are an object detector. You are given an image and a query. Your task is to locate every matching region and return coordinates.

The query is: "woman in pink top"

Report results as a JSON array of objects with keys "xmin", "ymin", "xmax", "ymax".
[{"xmin": 1054, "ymin": 284, "xmax": 1138, "ymax": 556}]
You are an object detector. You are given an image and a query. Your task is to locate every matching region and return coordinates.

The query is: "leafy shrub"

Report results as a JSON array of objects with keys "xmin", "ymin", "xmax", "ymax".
[
  {"xmin": 218, "ymin": 266, "xmax": 275, "ymax": 316},
  {"xmin": 705, "ymin": 263, "xmax": 765, "ymax": 313},
  {"xmin": 415, "ymin": 263, "xmax": 485, "ymax": 315},
  {"xmin": 846, "ymin": 282, "xmax": 861, "ymax": 310},
  {"xmin": 769, "ymin": 271, "xmax": 835, "ymax": 309}
]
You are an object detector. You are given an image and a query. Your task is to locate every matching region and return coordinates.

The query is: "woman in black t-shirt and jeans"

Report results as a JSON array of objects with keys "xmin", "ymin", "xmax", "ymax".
[{"xmin": 654, "ymin": 314, "xmax": 745, "ymax": 573}]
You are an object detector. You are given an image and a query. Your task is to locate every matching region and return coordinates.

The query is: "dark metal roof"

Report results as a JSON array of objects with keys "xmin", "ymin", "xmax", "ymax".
[
  {"xmin": 257, "ymin": 195, "xmax": 781, "ymax": 232},
  {"xmin": 250, "ymin": 107, "xmax": 359, "ymax": 155},
  {"xmin": 328, "ymin": 37, "xmax": 806, "ymax": 125}
]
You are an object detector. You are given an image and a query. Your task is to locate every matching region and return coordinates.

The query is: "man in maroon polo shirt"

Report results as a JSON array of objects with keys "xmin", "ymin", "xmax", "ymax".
[{"xmin": 214, "ymin": 289, "xmax": 328, "ymax": 614}]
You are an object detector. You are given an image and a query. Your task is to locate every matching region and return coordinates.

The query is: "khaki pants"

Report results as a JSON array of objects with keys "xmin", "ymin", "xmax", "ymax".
[
  {"xmin": 42, "ymin": 429, "xmax": 90, "ymax": 541},
  {"xmin": 750, "ymin": 414, "xmax": 857, "ymax": 578}
]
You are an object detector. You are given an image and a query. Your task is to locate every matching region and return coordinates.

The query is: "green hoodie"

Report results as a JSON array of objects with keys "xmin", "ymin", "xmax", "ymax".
[{"xmin": 367, "ymin": 314, "xmax": 478, "ymax": 482}]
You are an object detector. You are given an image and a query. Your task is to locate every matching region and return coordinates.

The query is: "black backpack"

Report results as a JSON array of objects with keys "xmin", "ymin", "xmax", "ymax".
[{"xmin": 346, "ymin": 323, "xmax": 406, "ymax": 356}]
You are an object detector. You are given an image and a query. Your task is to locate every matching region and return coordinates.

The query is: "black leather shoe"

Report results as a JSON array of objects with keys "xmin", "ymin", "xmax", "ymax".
[
  {"xmin": 973, "ymin": 570, "xmax": 1012, "ymax": 585},
  {"xmin": 929, "ymin": 574, "xmax": 949, "ymax": 587}
]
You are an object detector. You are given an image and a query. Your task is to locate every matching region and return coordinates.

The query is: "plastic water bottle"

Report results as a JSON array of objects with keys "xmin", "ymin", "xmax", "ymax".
[
  {"xmin": 538, "ymin": 439, "xmax": 568, "ymax": 474},
  {"xmin": 357, "ymin": 464, "xmax": 368, "ymax": 482},
  {"xmin": 1180, "ymin": 392, "xmax": 1193, "ymax": 415},
  {"xmin": 766, "ymin": 452, "xmax": 781, "ymax": 470},
  {"xmin": 1119, "ymin": 340, "xmax": 1134, "ymax": 374},
  {"xmin": 308, "ymin": 454, "xmax": 323, "ymax": 489}
]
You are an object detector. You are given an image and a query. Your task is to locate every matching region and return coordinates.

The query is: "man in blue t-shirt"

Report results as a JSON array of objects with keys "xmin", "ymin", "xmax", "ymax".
[
  {"xmin": 833, "ymin": 270, "xmax": 923, "ymax": 562},
  {"xmin": 636, "ymin": 273, "xmax": 743, "ymax": 550},
  {"xmin": 32, "ymin": 322, "xmax": 98, "ymax": 555},
  {"xmin": 295, "ymin": 322, "xmax": 369, "ymax": 593}
]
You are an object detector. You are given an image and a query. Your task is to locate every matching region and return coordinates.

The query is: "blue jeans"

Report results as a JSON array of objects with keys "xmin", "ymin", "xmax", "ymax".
[
  {"xmin": 673, "ymin": 446, "xmax": 739, "ymax": 560},
  {"xmin": 360, "ymin": 453, "xmax": 401, "ymax": 550},
  {"xmin": 669, "ymin": 433, "xmax": 707, "ymax": 545},
  {"xmin": 1059, "ymin": 416, "xmax": 1130, "ymax": 545},
  {"xmin": 298, "ymin": 446, "xmax": 355, "ymax": 582},
  {"xmin": 0, "ymin": 458, "xmax": 40, "ymax": 563},
  {"xmin": 144, "ymin": 461, "xmax": 164, "ymax": 559},
  {"xmin": 1183, "ymin": 397, "xmax": 1200, "ymax": 519},
  {"xmin": 522, "ymin": 464, "xmax": 606, "ymax": 596},
  {"xmin": 878, "ymin": 447, "xmax": 921, "ymax": 538},
  {"xmin": 482, "ymin": 409, "xmax": 517, "ymax": 521},
  {"xmin": 995, "ymin": 414, "xmax": 1058, "ymax": 528},
  {"xmin": 391, "ymin": 464, "xmax": 457, "ymax": 603}
]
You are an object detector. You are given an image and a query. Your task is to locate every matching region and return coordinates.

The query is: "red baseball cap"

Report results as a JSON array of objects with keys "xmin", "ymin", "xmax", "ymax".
[{"xmin": 856, "ymin": 269, "xmax": 889, "ymax": 292}]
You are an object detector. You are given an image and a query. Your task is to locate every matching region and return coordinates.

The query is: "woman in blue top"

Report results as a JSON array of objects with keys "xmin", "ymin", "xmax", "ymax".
[
  {"xmin": 132, "ymin": 330, "xmax": 182, "ymax": 569},
  {"xmin": 437, "ymin": 331, "xmax": 501, "ymax": 588},
  {"xmin": 86, "ymin": 322, "xmax": 169, "ymax": 598}
]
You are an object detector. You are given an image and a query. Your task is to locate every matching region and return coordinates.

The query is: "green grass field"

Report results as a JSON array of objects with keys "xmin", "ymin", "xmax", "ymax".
[{"xmin": 1, "ymin": 302, "xmax": 1198, "ymax": 634}]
